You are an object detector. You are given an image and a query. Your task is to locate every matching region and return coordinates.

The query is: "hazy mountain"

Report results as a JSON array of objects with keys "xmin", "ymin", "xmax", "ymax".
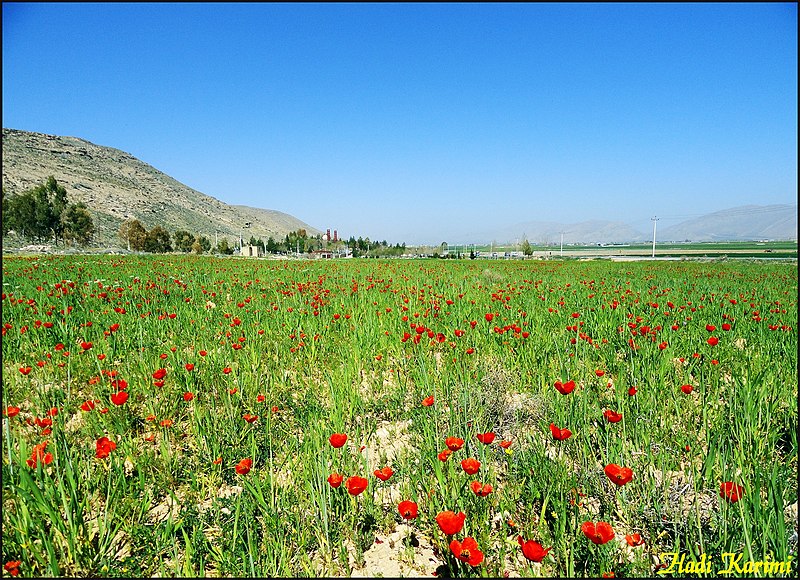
[
  {"xmin": 657, "ymin": 205, "xmax": 797, "ymax": 242},
  {"xmin": 455, "ymin": 207, "xmax": 797, "ymax": 245},
  {"xmin": 2, "ymin": 128, "xmax": 320, "ymax": 247},
  {"xmin": 456, "ymin": 219, "xmax": 649, "ymax": 246}
]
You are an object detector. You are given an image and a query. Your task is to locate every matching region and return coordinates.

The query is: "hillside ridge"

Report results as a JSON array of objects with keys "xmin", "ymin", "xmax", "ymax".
[{"xmin": 2, "ymin": 128, "xmax": 320, "ymax": 247}]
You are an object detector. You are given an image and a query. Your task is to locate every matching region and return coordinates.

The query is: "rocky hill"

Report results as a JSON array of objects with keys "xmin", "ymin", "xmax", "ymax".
[{"xmin": 2, "ymin": 128, "xmax": 320, "ymax": 247}]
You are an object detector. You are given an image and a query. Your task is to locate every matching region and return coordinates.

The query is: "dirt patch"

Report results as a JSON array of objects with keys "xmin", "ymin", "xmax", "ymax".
[
  {"xmin": 648, "ymin": 468, "xmax": 718, "ymax": 524},
  {"xmin": 348, "ymin": 523, "xmax": 441, "ymax": 578},
  {"xmin": 362, "ymin": 419, "xmax": 414, "ymax": 467}
]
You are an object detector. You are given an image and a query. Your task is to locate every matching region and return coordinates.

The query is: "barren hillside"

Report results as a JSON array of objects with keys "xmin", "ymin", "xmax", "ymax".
[{"xmin": 2, "ymin": 128, "xmax": 320, "ymax": 247}]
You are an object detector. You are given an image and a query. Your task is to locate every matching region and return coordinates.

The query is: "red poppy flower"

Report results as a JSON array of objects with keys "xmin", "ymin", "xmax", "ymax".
[
  {"xmin": 602, "ymin": 572, "xmax": 615, "ymax": 578},
  {"xmin": 554, "ymin": 379, "xmax": 576, "ymax": 395},
  {"xmin": 26, "ymin": 441, "xmax": 53, "ymax": 468},
  {"xmin": 582, "ymin": 521, "xmax": 614, "ymax": 544},
  {"xmin": 257, "ymin": 394, "xmax": 266, "ymax": 403},
  {"xmin": 329, "ymin": 433, "xmax": 347, "ymax": 448},
  {"xmin": 445, "ymin": 436, "xmax": 464, "ymax": 451},
  {"xmin": 625, "ymin": 533, "xmax": 644, "ymax": 547},
  {"xmin": 450, "ymin": 537, "xmax": 484, "ymax": 566},
  {"xmin": 475, "ymin": 432, "xmax": 496, "ymax": 445},
  {"xmin": 243, "ymin": 413, "xmax": 258, "ymax": 423},
  {"xmin": 184, "ymin": 363, "xmax": 195, "ymax": 371},
  {"xmin": 595, "ymin": 369, "xmax": 605, "ymax": 377},
  {"xmin": 706, "ymin": 324, "xmax": 716, "ymax": 332},
  {"xmin": 470, "ymin": 481, "xmax": 493, "ymax": 496},
  {"xmin": 346, "ymin": 475, "xmax": 368, "ymax": 496},
  {"xmin": 461, "ymin": 457, "xmax": 481, "ymax": 475},
  {"xmin": 152, "ymin": 368, "xmax": 167, "ymax": 380},
  {"xmin": 110, "ymin": 391, "xmax": 129, "ymax": 406},
  {"xmin": 222, "ymin": 367, "xmax": 232, "ymax": 374},
  {"xmin": 235, "ymin": 458, "xmax": 252, "ymax": 475},
  {"xmin": 604, "ymin": 463, "xmax": 633, "ymax": 486},
  {"xmin": 436, "ymin": 511, "xmax": 466, "ymax": 535},
  {"xmin": 499, "ymin": 439, "xmax": 513, "ymax": 449},
  {"xmin": 34, "ymin": 416, "xmax": 52, "ymax": 428},
  {"xmin": 3, "ymin": 406, "xmax": 20, "ymax": 417},
  {"xmin": 438, "ymin": 449, "xmax": 453, "ymax": 462},
  {"xmin": 627, "ymin": 386, "xmax": 637, "ymax": 396},
  {"xmin": 707, "ymin": 336, "xmax": 719, "ymax": 346},
  {"xmin": 160, "ymin": 419, "xmax": 173, "ymax": 427},
  {"xmin": 213, "ymin": 457, "xmax": 223, "ymax": 465},
  {"xmin": 19, "ymin": 366, "xmax": 32, "ymax": 375},
  {"xmin": 681, "ymin": 384, "xmax": 694, "ymax": 394},
  {"xmin": 183, "ymin": 392, "xmax": 194, "ymax": 402},
  {"xmin": 398, "ymin": 500, "xmax": 419, "ymax": 519},
  {"xmin": 95, "ymin": 436, "xmax": 117, "ymax": 459},
  {"xmin": 549, "ymin": 423, "xmax": 572, "ymax": 441},
  {"xmin": 81, "ymin": 341, "xmax": 93, "ymax": 351},
  {"xmin": 3, "ymin": 561, "xmax": 21, "ymax": 577},
  {"xmin": 722, "ymin": 323, "xmax": 731, "ymax": 331},
  {"xmin": 327, "ymin": 473, "xmax": 343, "ymax": 488},
  {"xmin": 517, "ymin": 536, "xmax": 551, "ymax": 562},
  {"xmin": 110, "ymin": 379, "xmax": 127, "ymax": 391},
  {"xmin": 374, "ymin": 466, "xmax": 394, "ymax": 481},
  {"xmin": 720, "ymin": 482, "xmax": 744, "ymax": 503},
  {"xmin": 421, "ymin": 395, "xmax": 434, "ymax": 407},
  {"xmin": 603, "ymin": 410, "xmax": 622, "ymax": 423},
  {"xmin": 485, "ymin": 313, "xmax": 494, "ymax": 322}
]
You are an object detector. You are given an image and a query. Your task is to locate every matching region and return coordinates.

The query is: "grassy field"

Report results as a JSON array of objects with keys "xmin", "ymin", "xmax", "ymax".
[
  {"xmin": 466, "ymin": 240, "xmax": 797, "ymax": 259},
  {"xmin": 1, "ymin": 255, "xmax": 797, "ymax": 577}
]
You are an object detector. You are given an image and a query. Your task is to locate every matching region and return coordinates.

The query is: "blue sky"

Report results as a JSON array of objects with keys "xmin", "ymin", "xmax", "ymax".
[{"xmin": 3, "ymin": 2, "xmax": 797, "ymax": 244}]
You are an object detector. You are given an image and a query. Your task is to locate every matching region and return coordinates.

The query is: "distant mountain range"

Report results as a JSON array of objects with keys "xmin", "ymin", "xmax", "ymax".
[
  {"xmin": 2, "ymin": 128, "xmax": 320, "ymax": 246},
  {"xmin": 444, "ymin": 206, "xmax": 796, "ymax": 246},
  {"xmin": 2, "ymin": 128, "xmax": 796, "ymax": 247}
]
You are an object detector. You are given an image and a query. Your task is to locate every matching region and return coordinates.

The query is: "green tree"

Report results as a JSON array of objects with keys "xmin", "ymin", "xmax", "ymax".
[
  {"xmin": 197, "ymin": 235, "xmax": 212, "ymax": 253},
  {"xmin": 285, "ymin": 230, "xmax": 307, "ymax": 254},
  {"xmin": 2, "ymin": 190, "xmax": 36, "ymax": 239},
  {"xmin": 36, "ymin": 177, "xmax": 68, "ymax": 242},
  {"xmin": 118, "ymin": 219, "xmax": 147, "ymax": 251},
  {"xmin": 191, "ymin": 239, "xmax": 202, "ymax": 254},
  {"xmin": 3, "ymin": 176, "xmax": 70, "ymax": 243},
  {"xmin": 174, "ymin": 229, "xmax": 195, "ymax": 253},
  {"xmin": 62, "ymin": 202, "xmax": 95, "ymax": 246},
  {"xmin": 521, "ymin": 239, "xmax": 533, "ymax": 256},
  {"xmin": 216, "ymin": 237, "xmax": 233, "ymax": 255},
  {"xmin": 265, "ymin": 236, "xmax": 279, "ymax": 253},
  {"xmin": 144, "ymin": 225, "xmax": 172, "ymax": 253},
  {"xmin": 1, "ymin": 188, "xmax": 9, "ymax": 237}
]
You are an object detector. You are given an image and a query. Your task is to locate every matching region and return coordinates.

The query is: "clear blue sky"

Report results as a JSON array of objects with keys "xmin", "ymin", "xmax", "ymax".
[{"xmin": 3, "ymin": 2, "xmax": 797, "ymax": 244}]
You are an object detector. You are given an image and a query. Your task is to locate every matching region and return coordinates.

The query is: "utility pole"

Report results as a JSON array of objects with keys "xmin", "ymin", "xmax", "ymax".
[
  {"xmin": 560, "ymin": 231, "xmax": 565, "ymax": 257},
  {"xmin": 651, "ymin": 216, "xmax": 659, "ymax": 258},
  {"xmin": 239, "ymin": 222, "xmax": 251, "ymax": 254}
]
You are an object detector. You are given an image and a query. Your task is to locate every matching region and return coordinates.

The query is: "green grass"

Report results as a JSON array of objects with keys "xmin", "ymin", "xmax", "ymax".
[{"xmin": 1, "ymin": 255, "xmax": 797, "ymax": 577}]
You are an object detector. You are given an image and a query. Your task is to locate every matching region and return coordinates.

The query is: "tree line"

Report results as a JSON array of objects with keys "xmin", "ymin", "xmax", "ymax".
[
  {"xmin": 2, "ymin": 177, "xmax": 95, "ymax": 245},
  {"xmin": 2, "ymin": 177, "xmax": 410, "ymax": 257}
]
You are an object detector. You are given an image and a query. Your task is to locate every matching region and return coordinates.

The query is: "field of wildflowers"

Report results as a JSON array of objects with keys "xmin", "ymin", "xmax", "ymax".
[{"xmin": 1, "ymin": 255, "xmax": 797, "ymax": 577}]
